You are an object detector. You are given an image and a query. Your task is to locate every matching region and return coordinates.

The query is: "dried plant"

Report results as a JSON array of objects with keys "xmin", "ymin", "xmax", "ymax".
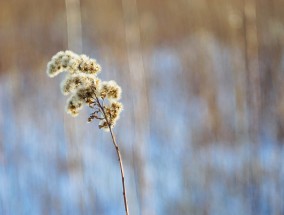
[{"xmin": 47, "ymin": 50, "xmax": 129, "ymax": 215}]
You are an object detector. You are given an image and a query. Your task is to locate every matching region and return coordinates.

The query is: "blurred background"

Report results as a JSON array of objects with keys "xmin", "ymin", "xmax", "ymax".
[{"xmin": 0, "ymin": 0, "xmax": 284, "ymax": 214}]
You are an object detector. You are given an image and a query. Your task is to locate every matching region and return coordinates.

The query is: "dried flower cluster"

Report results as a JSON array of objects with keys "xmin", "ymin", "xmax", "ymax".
[{"xmin": 47, "ymin": 50, "xmax": 123, "ymax": 130}]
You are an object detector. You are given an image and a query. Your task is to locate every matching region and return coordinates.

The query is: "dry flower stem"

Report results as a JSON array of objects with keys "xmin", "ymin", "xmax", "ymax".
[
  {"xmin": 94, "ymin": 94, "xmax": 129, "ymax": 215},
  {"xmin": 47, "ymin": 50, "xmax": 126, "ymax": 213}
]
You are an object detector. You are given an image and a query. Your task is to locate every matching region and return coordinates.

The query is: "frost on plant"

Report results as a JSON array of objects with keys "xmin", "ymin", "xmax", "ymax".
[{"xmin": 47, "ymin": 50, "xmax": 123, "ymax": 130}]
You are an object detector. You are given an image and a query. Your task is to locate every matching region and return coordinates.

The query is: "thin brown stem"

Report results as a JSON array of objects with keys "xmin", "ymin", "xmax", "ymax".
[
  {"xmin": 94, "ymin": 95, "xmax": 129, "ymax": 215},
  {"xmin": 107, "ymin": 125, "xmax": 129, "ymax": 215}
]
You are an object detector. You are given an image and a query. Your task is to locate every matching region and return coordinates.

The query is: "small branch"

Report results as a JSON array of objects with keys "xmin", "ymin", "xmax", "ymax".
[{"xmin": 94, "ymin": 95, "xmax": 130, "ymax": 215}]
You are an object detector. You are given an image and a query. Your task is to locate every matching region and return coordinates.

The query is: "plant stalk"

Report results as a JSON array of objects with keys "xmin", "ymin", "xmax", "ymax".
[
  {"xmin": 95, "ymin": 95, "xmax": 129, "ymax": 215},
  {"xmin": 108, "ymin": 126, "xmax": 129, "ymax": 215}
]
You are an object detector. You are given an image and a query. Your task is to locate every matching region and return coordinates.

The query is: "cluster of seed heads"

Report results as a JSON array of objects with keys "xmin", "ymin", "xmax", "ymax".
[{"xmin": 47, "ymin": 50, "xmax": 123, "ymax": 130}]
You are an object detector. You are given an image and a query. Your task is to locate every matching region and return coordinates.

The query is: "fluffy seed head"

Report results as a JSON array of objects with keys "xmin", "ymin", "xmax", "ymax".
[
  {"xmin": 78, "ymin": 54, "xmax": 101, "ymax": 75},
  {"xmin": 76, "ymin": 86, "xmax": 98, "ymax": 102},
  {"xmin": 99, "ymin": 81, "xmax": 122, "ymax": 100},
  {"xmin": 61, "ymin": 74, "xmax": 99, "ymax": 95},
  {"xmin": 47, "ymin": 50, "xmax": 123, "ymax": 129},
  {"xmin": 47, "ymin": 51, "xmax": 75, "ymax": 77},
  {"xmin": 47, "ymin": 50, "xmax": 101, "ymax": 77},
  {"xmin": 66, "ymin": 95, "xmax": 84, "ymax": 116},
  {"xmin": 99, "ymin": 101, "xmax": 123, "ymax": 130}
]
